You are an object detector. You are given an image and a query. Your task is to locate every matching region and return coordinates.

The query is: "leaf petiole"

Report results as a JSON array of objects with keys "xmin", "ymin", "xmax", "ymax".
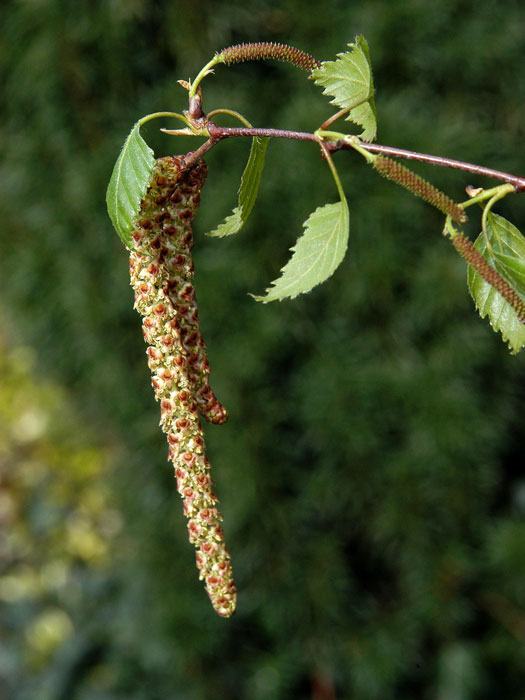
[
  {"xmin": 138, "ymin": 111, "xmax": 189, "ymax": 127},
  {"xmin": 315, "ymin": 129, "xmax": 346, "ymax": 142},
  {"xmin": 206, "ymin": 108, "xmax": 253, "ymax": 128},
  {"xmin": 189, "ymin": 55, "xmax": 223, "ymax": 98},
  {"xmin": 341, "ymin": 135, "xmax": 376, "ymax": 164},
  {"xmin": 319, "ymin": 142, "xmax": 347, "ymax": 203},
  {"xmin": 319, "ymin": 107, "xmax": 351, "ymax": 131},
  {"xmin": 482, "ymin": 185, "xmax": 515, "ymax": 235},
  {"xmin": 461, "ymin": 183, "xmax": 515, "ymax": 210}
]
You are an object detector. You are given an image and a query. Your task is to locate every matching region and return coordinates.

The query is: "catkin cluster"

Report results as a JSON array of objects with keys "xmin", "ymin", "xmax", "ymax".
[{"xmin": 129, "ymin": 156, "xmax": 236, "ymax": 617}]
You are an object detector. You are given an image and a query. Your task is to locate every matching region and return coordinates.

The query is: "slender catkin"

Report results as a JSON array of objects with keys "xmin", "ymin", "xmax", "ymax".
[
  {"xmin": 219, "ymin": 42, "xmax": 321, "ymax": 72},
  {"xmin": 373, "ymin": 156, "xmax": 466, "ymax": 223},
  {"xmin": 451, "ymin": 232, "xmax": 525, "ymax": 322},
  {"xmin": 159, "ymin": 163, "xmax": 228, "ymax": 424},
  {"xmin": 129, "ymin": 157, "xmax": 236, "ymax": 617}
]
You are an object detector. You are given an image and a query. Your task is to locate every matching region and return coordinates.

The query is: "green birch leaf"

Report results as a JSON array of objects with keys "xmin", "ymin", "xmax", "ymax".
[
  {"xmin": 346, "ymin": 99, "xmax": 377, "ymax": 142},
  {"xmin": 208, "ymin": 137, "xmax": 269, "ymax": 237},
  {"xmin": 311, "ymin": 34, "xmax": 377, "ymax": 141},
  {"xmin": 106, "ymin": 121, "xmax": 155, "ymax": 249},
  {"xmin": 348, "ymin": 35, "xmax": 377, "ymax": 141},
  {"xmin": 253, "ymin": 199, "xmax": 350, "ymax": 302},
  {"xmin": 494, "ymin": 253, "xmax": 525, "ymax": 291},
  {"xmin": 311, "ymin": 37, "xmax": 371, "ymax": 108},
  {"xmin": 467, "ymin": 212, "xmax": 525, "ymax": 354},
  {"xmin": 485, "ymin": 213, "xmax": 525, "ymax": 295}
]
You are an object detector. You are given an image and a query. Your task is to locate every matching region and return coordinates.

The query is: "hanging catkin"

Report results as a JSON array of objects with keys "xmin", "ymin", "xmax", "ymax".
[
  {"xmin": 160, "ymin": 164, "xmax": 228, "ymax": 425},
  {"xmin": 129, "ymin": 156, "xmax": 236, "ymax": 617},
  {"xmin": 451, "ymin": 231, "xmax": 525, "ymax": 322},
  {"xmin": 372, "ymin": 155, "xmax": 467, "ymax": 223}
]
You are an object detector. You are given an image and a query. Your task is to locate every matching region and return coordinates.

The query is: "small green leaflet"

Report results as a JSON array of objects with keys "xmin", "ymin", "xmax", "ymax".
[
  {"xmin": 311, "ymin": 35, "xmax": 377, "ymax": 142},
  {"xmin": 254, "ymin": 199, "xmax": 350, "ymax": 302},
  {"xmin": 208, "ymin": 137, "xmax": 269, "ymax": 237},
  {"xmin": 106, "ymin": 121, "xmax": 155, "ymax": 248},
  {"xmin": 467, "ymin": 212, "xmax": 525, "ymax": 353}
]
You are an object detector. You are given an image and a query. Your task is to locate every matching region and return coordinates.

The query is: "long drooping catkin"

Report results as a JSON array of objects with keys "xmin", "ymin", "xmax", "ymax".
[
  {"xmin": 158, "ymin": 163, "xmax": 227, "ymax": 424},
  {"xmin": 129, "ymin": 157, "xmax": 235, "ymax": 616},
  {"xmin": 373, "ymin": 156, "xmax": 466, "ymax": 223},
  {"xmin": 137, "ymin": 159, "xmax": 227, "ymax": 424},
  {"xmin": 451, "ymin": 232, "xmax": 525, "ymax": 322},
  {"xmin": 219, "ymin": 42, "xmax": 321, "ymax": 72}
]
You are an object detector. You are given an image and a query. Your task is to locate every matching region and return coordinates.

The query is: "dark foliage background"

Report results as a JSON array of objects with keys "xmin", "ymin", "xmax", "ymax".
[{"xmin": 1, "ymin": 1, "xmax": 524, "ymax": 698}]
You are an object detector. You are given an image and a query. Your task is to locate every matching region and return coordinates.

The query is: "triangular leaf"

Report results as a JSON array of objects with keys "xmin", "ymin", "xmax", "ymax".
[
  {"xmin": 208, "ymin": 137, "xmax": 269, "ymax": 237},
  {"xmin": 311, "ymin": 35, "xmax": 377, "ymax": 141},
  {"xmin": 467, "ymin": 212, "xmax": 525, "ymax": 353},
  {"xmin": 106, "ymin": 121, "xmax": 155, "ymax": 248},
  {"xmin": 253, "ymin": 199, "xmax": 349, "ymax": 302}
]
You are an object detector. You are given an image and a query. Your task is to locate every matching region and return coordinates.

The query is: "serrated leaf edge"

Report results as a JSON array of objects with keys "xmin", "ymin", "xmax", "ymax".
[
  {"xmin": 253, "ymin": 199, "xmax": 349, "ymax": 303},
  {"xmin": 312, "ymin": 36, "xmax": 377, "ymax": 141},
  {"xmin": 106, "ymin": 121, "xmax": 155, "ymax": 248},
  {"xmin": 467, "ymin": 222, "xmax": 525, "ymax": 354},
  {"xmin": 207, "ymin": 136, "xmax": 269, "ymax": 238}
]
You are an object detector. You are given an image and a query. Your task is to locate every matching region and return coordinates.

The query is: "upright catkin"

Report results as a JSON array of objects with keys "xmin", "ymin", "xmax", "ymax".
[
  {"xmin": 129, "ymin": 156, "xmax": 236, "ymax": 617},
  {"xmin": 219, "ymin": 42, "xmax": 321, "ymax": 72}
]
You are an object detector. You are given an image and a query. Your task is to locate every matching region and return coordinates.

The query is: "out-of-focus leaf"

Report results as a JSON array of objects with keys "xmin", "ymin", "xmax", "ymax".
[{"xmin": 436, "ymin": 644, "xmax": 482, "ymax": 700}]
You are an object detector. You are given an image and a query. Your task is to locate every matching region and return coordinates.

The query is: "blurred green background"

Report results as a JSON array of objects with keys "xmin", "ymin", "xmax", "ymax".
[{"xmin": 1, "ymin": 1, "xmax": 525, "ymax": 698}]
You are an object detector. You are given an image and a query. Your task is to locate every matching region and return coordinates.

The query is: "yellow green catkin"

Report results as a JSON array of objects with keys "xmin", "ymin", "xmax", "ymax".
[
  {"xmin": 373, "ymin": 155, "xmax": 466, "ymax": 223},
  {"xmin": 129, "ymin": 157, "xmax": 235, "ymax": 617},
  {"xmin": 451, "ymin": 232, "xmax": 525, "ymax": 322},
  {"xmin": 219, "ymin": 42, "xmax": 320, "ymax": 72}
]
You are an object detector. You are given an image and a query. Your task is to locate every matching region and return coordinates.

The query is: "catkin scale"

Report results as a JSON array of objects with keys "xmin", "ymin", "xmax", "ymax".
[{"xmin": 129, "ymin": 157, "xmax": 236, "ymax": 617}]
